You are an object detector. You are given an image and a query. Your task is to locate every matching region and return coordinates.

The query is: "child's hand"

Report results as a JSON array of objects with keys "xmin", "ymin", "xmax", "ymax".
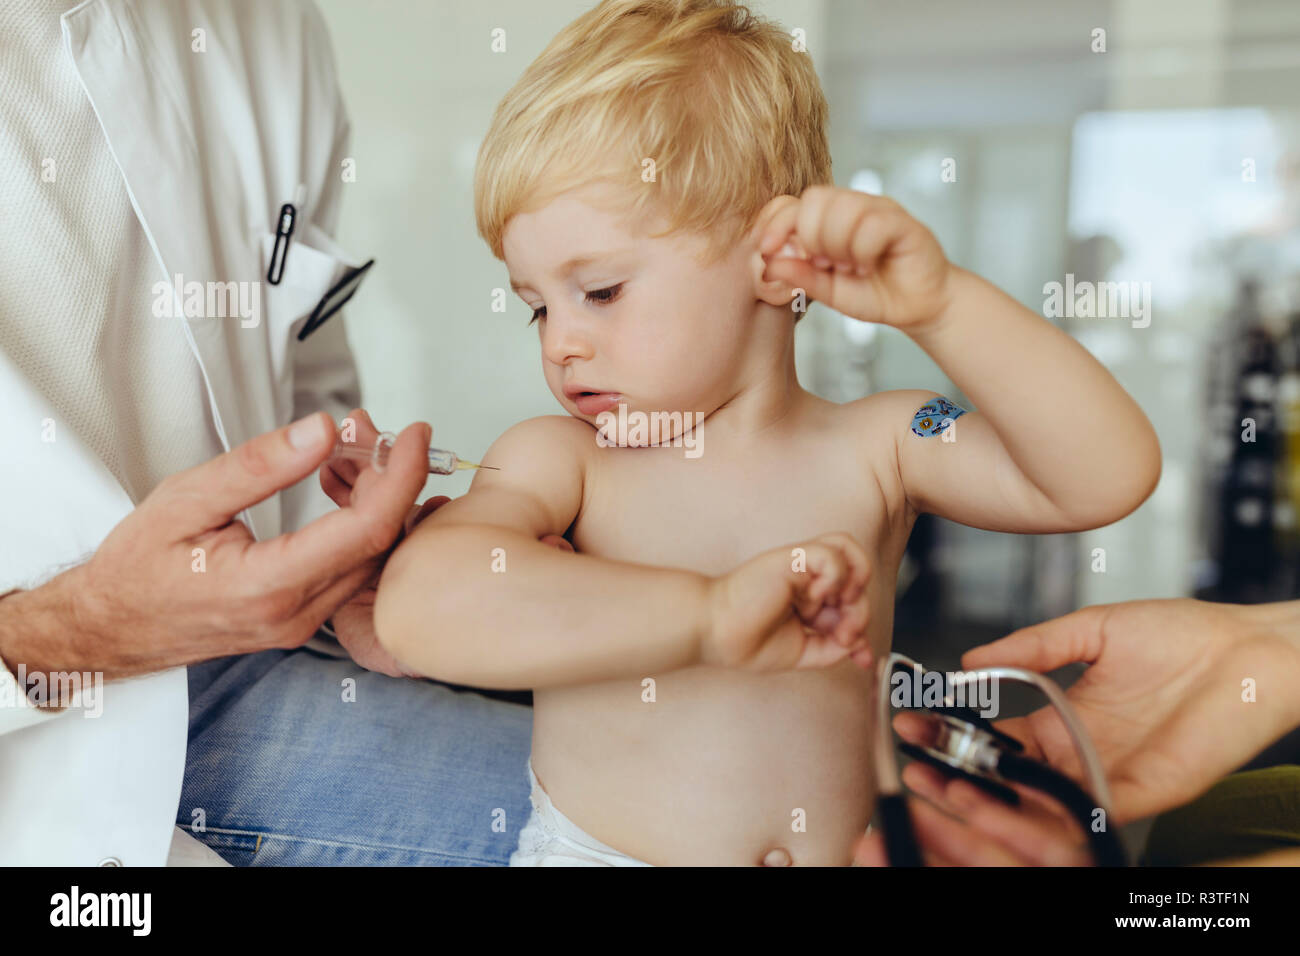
[
  {"xmin": 758, "ymin": 186, "xmax": 952, "ymax": 332},
  {"xmin": 704, "ymin": 533, "xmax": 872, "ymax": 672}
]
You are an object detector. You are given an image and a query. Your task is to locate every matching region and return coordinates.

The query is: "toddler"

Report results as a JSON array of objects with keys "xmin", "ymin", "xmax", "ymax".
[{"xmin": 374, "ymin": 0, "xmax": 1161, "ymax": 866}]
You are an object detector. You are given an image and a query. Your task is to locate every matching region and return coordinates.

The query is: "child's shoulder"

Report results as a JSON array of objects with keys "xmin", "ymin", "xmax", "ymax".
[
  {"xmin": 488, "ymin": 413, "xmax": 594, "ymax": 448},
  {"xmin": 480, "ymin": 414, "xmax": 596, "ymax": 474},
  {"xmin": 835, "ymin": 388, "xmax": 961, "ymax": 439}
]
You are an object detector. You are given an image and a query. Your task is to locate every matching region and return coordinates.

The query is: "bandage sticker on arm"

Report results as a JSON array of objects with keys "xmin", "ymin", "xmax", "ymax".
[{"xmin": 910, "ymin": 396, "xmax": 967, "ymax": 437}]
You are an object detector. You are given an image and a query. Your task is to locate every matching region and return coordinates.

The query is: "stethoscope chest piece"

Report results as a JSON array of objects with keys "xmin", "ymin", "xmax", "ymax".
[
  {"xmin": 873, "ymin": 653, "xmax": 1128, "ymax": 866},
  {"xmin": 897, "ymin": 713, "xmax": 1022, "ymax": 805}
]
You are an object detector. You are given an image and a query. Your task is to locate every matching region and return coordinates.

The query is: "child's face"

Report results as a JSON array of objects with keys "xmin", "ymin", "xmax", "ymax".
[{"xmin": 503, "ymin": 183, "xmax": 765, "ymax": 436}]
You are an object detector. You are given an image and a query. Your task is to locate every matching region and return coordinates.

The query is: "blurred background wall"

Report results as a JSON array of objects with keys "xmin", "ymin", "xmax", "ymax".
[{"xmin": 316, "ymin": 0, "xmax": 1300, "ymax": 653}]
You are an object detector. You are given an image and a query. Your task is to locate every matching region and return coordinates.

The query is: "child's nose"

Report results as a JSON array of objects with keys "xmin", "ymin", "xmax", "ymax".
[{"xmin": 541, "ymin": 314, "xmax": 595, "ymax": 365}]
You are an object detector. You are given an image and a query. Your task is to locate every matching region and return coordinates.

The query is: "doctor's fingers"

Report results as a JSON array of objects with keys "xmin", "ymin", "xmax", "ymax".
[
  {"xmin": 246, "ymin": 534, "xmax": 382, "ymax": 649},
  {"xmin": 962, "ymin": 604, "xmax": 1113, "ymax": 674},
  {"xmin": 940, "ymin": 780, "xmax": 1093, "ymax": 866},
  {"xmin": 306, "ymin": 562, "xmax": 375, "ymax": 624},
  {"xmin": 855, "ymin": 798, "xmax": 1024, "ymax": 866},
  {"xmin": 988, "ymin": 707, "xmax": 1090, "ymax": 787},
  {"xmin": 148, "ymin": 412, "xmax": 337, "ymax": 536},
  {"xmin": 324, "ymin": 407, "xmax": 387, "ymax": 491},
  {"xmin": 264, "ymin": 421, "xmax": 431, "ymax": 586},
  {"xmin": 902, "ymin": 760, "xmax": 1085, "ymax": 850},
  {"xmin": 320, "ymin": 462, "xmax": 355, "ymax": 508}
]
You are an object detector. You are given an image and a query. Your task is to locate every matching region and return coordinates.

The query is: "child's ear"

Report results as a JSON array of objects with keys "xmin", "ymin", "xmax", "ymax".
[
  {"xmin": 752, "ymin": 239, "xmax": 810, "ymax": 307},
  {"xmin": 749, "ymin": 195, "xmax": 808, "ymax": 307}
]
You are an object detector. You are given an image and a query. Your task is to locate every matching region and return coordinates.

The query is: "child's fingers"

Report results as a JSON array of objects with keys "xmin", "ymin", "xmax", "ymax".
[
  {"xmin": 829, "ymin": 585, "xmax": 868, "ymax": 646},
  {"xmin": 812, "ymin": 535, "xmax": 870, "ymax": 645},
  {"xmin": 786, "ymin": 537, "xmax": 870, "ymax": 653},
  {"xmin": 757, "ymin": 196, "xmax": 802, "ymax": 255},
  {"xmin": 793, "ymin": 185, "xmax": 837, "ymax": 260},
  {"xmin": 835, "ymin": 609, "xmax": 865, "ymax": 647},
  {"xmin": 849, "ymin": 203, "xmax": 910, "ymax": 277},
  {"xmin": 807, "ymin": 192, "xmax": 905, "ymax": 273},
  {"xmin": 815, "ymin": 192, "xmax": 874, "ymax": 268},
  {"xmin": 797, "ymin": 543, "xmax": 846, "ymax": 610},
  {"xmin": 793, "ymin": 629, "xmax": 853, "ymax": 669},
  {"xmin": 763, "ymin": 255, "xmax": 836, "ymax": 305},
  {"xmin": 808, "ymin": 605, "xmax": 844, "ymax": 635},
  {"xmin": 817, "ymin": 532, "xmax": 870, "ymax": 601}
]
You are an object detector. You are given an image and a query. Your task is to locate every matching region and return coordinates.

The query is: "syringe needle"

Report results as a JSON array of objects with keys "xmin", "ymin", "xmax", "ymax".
[{"xmin": 330, "ymin": 431, "xmax": 499, "ymax": 475}]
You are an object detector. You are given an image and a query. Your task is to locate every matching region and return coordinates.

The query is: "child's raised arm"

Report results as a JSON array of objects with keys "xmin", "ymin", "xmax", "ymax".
[
  {"xmin": 758, "ymin": 187, "xmax": 1161, "ymax": 532},
  {"xmin": 374, "ymin": 415, "xmax": 871, "ymax": 688},
  {"xmin": 895, "ymin": 269, "xmax": 1160, "ymax": 531}
]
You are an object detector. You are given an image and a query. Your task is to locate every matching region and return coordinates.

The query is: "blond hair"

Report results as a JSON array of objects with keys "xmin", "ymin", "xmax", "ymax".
[{"xmin": 474, "ymin": 0, "xmax": 832, "ymax": 265}]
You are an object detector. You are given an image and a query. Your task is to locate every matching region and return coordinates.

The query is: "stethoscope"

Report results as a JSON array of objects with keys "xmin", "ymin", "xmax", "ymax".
[{"xmin": 872, "ymin": 652, "xmax": 1128, "ymax": 867}]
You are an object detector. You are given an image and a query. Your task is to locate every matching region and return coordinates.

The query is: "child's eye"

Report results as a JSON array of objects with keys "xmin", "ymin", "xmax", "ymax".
[
  {"xmin": 585, "ymin": 283, "xmax": 623, "ymax": 305},
  {"xmin": 527, "ymin": 284, "xmax": 623, "ymax": 327}
]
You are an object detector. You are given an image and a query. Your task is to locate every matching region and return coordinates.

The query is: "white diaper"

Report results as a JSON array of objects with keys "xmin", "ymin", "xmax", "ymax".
[{"xmin": 509, "ymin": 759, "xmax": 652, "ymax": 867}]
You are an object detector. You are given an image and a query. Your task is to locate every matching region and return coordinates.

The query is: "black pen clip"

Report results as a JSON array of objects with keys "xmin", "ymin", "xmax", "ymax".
[
  {"xmin": 297, "ymin": 258, "xmax": 376, "ymax": 341},
  {"xmin": 266, "ymin": 202, "xmax": 296, "ymax": 285}
]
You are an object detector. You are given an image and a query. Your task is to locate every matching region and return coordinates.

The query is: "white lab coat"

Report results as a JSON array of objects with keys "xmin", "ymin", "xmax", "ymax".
[{"xmin": 0, "ymin": 0, "xmax": 363, "ymax": 865}]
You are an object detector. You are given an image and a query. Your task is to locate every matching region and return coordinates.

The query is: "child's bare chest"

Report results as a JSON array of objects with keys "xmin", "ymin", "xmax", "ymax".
[{"xmin": 570, "ymin": 439, "xmax": 897, "ymax": 577}]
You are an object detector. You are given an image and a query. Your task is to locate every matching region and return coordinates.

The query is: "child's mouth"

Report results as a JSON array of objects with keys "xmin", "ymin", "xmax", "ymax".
[
  {"xmin": 564, "ymin": 384, "xmax": 623, "ymax": 416},
  {"xmin": 574, "ymin": 391, "xmax": 622, "ymax": 416}
]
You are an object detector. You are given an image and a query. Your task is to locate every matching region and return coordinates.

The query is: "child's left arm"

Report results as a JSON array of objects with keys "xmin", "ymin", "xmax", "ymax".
[{"xmin": 758, "ymin": 186, "xmax": 1161, "ymax": 532}]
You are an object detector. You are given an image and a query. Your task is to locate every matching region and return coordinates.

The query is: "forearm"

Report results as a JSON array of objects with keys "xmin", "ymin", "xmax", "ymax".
[
  {"xmin": 913, "ymin": 266, "xmax": 1161, "ymax": 522},
  {"xmin": 0, "ymin": 566, "xmax": 218, "ymax": 683},
  {"xmin": 1243, "ymin": 599, "xmax": 1300, "ymax": 732},
  {"xmin": 0, "ymin": 573, "xmax": 93, "ymax": 685},
  {"xmin": 375, "ymin": 524, "xmax": 711, "ymax": 689}
]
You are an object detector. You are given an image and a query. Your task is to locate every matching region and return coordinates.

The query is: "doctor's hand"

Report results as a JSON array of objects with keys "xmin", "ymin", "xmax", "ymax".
[
  {"xmin": 319, "ymin": 408, "xmax": 443, "ymax": 677},
  {"xmin": 12, "ymin": 412, "xmax": 431, "ymax": 680},
  {"xmin": 956, "ymin": 599, "xmax": 1300, "ymax": 826},
  {"xmin": 853, "ymin": 748, "xmax": 1094, "ymax": 866},
  {"xmin": 855, "ymin": 598, "xmax": 1300, "ymax": 866},
  {"xmin": 320, "ymin": 408, "xmax": 575, "ymax": 677}
]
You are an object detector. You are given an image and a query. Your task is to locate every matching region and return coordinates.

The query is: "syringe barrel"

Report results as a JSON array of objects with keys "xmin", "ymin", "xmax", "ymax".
[
  {"xmin": 426, "ymin": 448, "xmax": 457, "ymax": 475},
  {"xmin": 332, "ymin": 432, "xmax": 459, "ymax": 475}
]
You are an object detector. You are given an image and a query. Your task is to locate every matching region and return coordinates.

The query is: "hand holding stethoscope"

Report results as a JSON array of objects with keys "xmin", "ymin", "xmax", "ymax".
[{"xmin": 856, "ymin": 597, "xmax": 1300, "ymax": 866}]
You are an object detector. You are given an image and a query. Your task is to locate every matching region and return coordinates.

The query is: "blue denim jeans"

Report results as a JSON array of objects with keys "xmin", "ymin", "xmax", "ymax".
[{"xmin": 180, "ymin": 647, "xmax": 533, "ymax": 865}]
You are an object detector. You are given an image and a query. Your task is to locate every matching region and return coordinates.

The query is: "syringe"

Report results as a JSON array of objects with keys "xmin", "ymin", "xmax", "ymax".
[{"xmin": 331, "ymin": 431, "xmax": 498, "ymax": 475}]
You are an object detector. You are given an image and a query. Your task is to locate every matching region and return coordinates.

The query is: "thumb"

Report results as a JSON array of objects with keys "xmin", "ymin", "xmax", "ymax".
[
  {"xmin": 152, "ymin": 412, "xmax": 336, "ymax": 535},
  {"xmin": 961, "ymin": 605, "xmax": 1110, "ymax": 673},
  {"xmin": 764, "ymin": 255, "xmax": 833, "ymax": 305}
]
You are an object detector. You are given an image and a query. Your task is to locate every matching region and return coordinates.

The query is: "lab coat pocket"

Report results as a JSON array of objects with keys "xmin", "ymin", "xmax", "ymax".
[{"xmin": 258, "ymin": 224, "xmax": 359, "ymax": 392}]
